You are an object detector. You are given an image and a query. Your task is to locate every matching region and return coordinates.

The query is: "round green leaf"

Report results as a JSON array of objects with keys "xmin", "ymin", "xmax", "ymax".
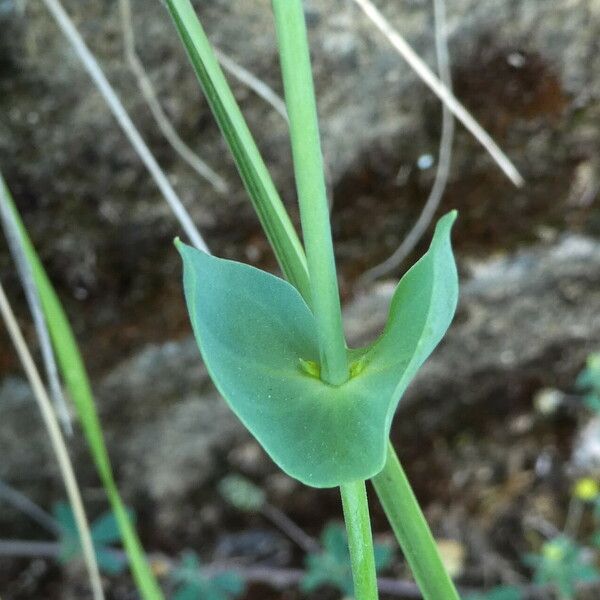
[{"xmin": 177, "ymin": 212, "xmax": 458, "ymax": 487}]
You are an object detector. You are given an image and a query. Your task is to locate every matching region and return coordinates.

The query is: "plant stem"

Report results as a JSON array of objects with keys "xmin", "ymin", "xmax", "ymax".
[
  {"xmin": 272, "ymin": 0, "xmax": 348, "ymax": 385},
  {"xmin": 0, "ymin": 281, "xmax": 105, "ymax": 600},
  {"xmin": 165, "ymin": 0, "xmax": 311, "ymax": 301},
  {"xmin": 340, "ymin": 481, "xmax": 380, "ymax": 600},
  {"xmin": 372, "ymin": 442, "xmax": 460, "ymax": 600}
]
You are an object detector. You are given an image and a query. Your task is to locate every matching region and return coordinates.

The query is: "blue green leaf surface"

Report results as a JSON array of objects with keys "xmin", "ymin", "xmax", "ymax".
[{"xmin": 177, "ymin": 212, "xmax": 458, "ymax": 487}]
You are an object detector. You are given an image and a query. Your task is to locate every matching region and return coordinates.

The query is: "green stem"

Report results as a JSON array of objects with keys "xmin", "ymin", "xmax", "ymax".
[
  {"xmin": 165, "ymin": 0, "xmax": 311, "ymax": 303},
  {"xmin": 271, "ymin": 0, "xmax": 348, "ymax": 385},
  {"xmin": 340, "ymin": 481, "xmax": 379, "ymax": 600},
  {"xmin": 372, "ymin": 442, "xmax": 460, "ymax": 600}
]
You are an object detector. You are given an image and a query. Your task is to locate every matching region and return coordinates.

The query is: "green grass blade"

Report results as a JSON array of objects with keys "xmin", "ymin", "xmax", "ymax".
[
  {"xmin": 1, "ymin": 178, "xmax": 164, "ymax": 600},
  {"xmin": 164, "ymin": 0, "xmax": 310, "ymax": 302},
  {"xmin": 372, "ymin": 442, "xmax": 460, "ymax": 600}
]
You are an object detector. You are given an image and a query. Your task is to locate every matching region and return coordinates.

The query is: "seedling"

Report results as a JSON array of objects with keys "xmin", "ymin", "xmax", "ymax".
[
  {"xmin": 170, "ymin": 552, "xmax": 244, "ymax": 600},
  {"xmin": 465, "ymin": 586, "xmax": 522, "ymax": 600},
  {"xmin": 302, "ymin": 523, "xmax": 392, "ymax": 597},
  {"xmin": 167, "ymin": 0, "xmax": 460, "ymax": 598},
  {"xmin": 576, "ymin": 353, "xmax": 600, "ymax": 413},
  {"xmin": 55, "ymin": 503, "xmax": 129, "ymax": 575},
  {"xmin": 524, "ymin": 536, "xmax": 599, "ymax": 599}
]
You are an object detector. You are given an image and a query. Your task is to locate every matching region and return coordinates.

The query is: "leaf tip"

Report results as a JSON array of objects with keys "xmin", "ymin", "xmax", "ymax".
[
  {"xmin": 174, "ymin": 238, "xmax": 198, "ymax": 264},
  {"xmin": 433, "ymin": 210, "xmax": 458, "ymax": 240}
]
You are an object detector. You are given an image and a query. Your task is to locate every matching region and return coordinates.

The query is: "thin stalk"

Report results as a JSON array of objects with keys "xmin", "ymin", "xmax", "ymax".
[
  {"xmin": 351, "ymin": 0, "xmax": 524, "ymax": 188},
  {"xmin": 340, "ymin": 482, "xmax": 379, "ymax": 600},
  {"xmin": 41, "ymin": 0, "xmax": 209, "ymax": 252},
  {"xmin": 271, "ymin": 0, "xmax": 348, "ymax": 385},
  {"xmin": 213, "ymin": 48, "xmax": 288, "ymax": 122},
  {"xmin": 0, "ymin": 479, "xmax": 60, "ymax": 536},
  {"xmin": 118, "ymin": 0, "xmax": 228, "ymax": 194},
  {"xmin": 0, "ymin": 281, "xmax": 105, "ymax": 600},
  {"xmin": 372, "ymin": 442, "xmax": 460, "ymax": 600}
]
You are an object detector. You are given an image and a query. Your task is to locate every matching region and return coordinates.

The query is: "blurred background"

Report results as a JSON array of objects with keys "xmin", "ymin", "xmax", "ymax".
[{"xmin": 1, "ymin": 0, "xmax": 600, "ymax": 598}]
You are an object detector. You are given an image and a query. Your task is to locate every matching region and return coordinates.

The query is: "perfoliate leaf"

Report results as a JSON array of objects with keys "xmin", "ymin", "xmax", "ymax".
[{"xmin": 178, "ymin": 212, "xmax": 458, "ymax": 487}]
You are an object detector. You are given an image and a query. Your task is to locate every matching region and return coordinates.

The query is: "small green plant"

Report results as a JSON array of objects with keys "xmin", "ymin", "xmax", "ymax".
[
  {"xmin": 576, "ymin": 353, "xmax": 600, "ymax": 413},
  {"xmin": 218, "ymin": 475, "xmax": 266, "ymax": 513},
  {"xmin": 170, "ymin": 552, "xmax": 244, "ymax": 600},
  {"xmin": 464, "ymin": 585, "xmax": 522, "ymax": 600},
  {"xmin": 524, "ymin": 536, "xmax": 599, "ymax": 599},
  {"xmin": 302, "ymin": 523, "xmax": 392, "ymax": 597},
  {"xmin": 55, "ymin": 503, "xmax": 128, "ymax": 575},
  {"xmin": 167, "ymin": 1, "xmax": 460, "ymax": 599}
]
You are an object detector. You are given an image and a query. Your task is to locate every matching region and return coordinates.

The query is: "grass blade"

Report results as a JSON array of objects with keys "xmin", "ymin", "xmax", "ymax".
[
  {"xmin": 164, "ymin": 0, "xmax": 310, "ymax": 302},
  {"xmin": 1, "ymin": 179, "xmax": 164, "ymax": 600},
  {"xmin": 0, "ymin": 179, "xmax": 72, "ymax": 434},
  {"xmin": 0, "ymin": 280, "xmax": 104, "ymax": 600}
]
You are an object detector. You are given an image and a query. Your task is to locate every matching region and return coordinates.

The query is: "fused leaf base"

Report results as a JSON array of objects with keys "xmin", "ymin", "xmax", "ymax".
[{"xmin": 177, "ymin": 212, "xmax": 458, "ymax": 488}]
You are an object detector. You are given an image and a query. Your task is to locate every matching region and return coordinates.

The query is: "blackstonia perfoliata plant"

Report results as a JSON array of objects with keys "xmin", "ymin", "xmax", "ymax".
[{"xmin": 167, "ymin": 0, "xmax": 460, "ymax": 598}]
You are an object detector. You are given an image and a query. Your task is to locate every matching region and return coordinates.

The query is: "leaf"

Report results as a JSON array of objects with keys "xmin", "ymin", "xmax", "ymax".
[
  {"xmin": 178, "ymin": 212, "xmax": 458, "ymax": 487},
  {"xmin": 173, "ymin": 585, "xmax": 201, "ymax": 600},
  {"xmin": 171, "ymin": 552, "xmax": 244, "ymax": 600},
  {"xmin": 54, "ymin": 501, "xmax": 78, "ymax": 535},
  {"xmin": 218, "ymin": 475, "xmax": 266, "ymax": 512},
  {"xmin": 94, "ymin": 547, "xmax": 127, "ymax": 576},
  {"xmin": 465, "ymin": 585, "xmax": 523, "ymax": 600},
  {"xmin": 92, "ymin": 508, "xmax": 135, "ymax": 545},
  {"xmin": 165, "ymin": 0, "xmax": 310, "ymax": 303},
  {"xmin": 212, "ymin": 573, "xmax": 245, "ymax": 596},
  {"xmin": 54, "ymin": 503, "xmax": 127, "ymax": 575}
]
